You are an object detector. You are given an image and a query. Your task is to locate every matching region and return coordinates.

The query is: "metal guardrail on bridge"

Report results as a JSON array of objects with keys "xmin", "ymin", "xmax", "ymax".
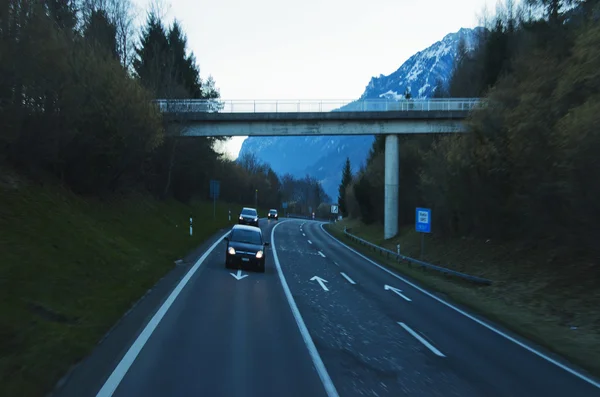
[
  {"xmin": 341, "ymin": 227, "xmax": 493, "ymax": 285},
  {"xmin": 154, "ymin": 98, "xmax": 483, "ymax": 114}
]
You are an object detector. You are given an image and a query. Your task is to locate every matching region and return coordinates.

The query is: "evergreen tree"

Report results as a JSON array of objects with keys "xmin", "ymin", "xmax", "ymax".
[
  {"xmin": 133, "ymin": 12, "xmax": 170, "ymax": 96},
  {"xmin": 167, "ymin": 21, "xmax": 202, "ymax": 98},
  {"xmin": 84, "ymin": 9, "xmax": 118, "ymax": 59},
  {"xmin": 338, "ymin": 157, "xmax": 353, "ymax": 216}
]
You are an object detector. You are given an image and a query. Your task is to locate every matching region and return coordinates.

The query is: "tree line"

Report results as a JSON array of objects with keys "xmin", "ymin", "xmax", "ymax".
[
  {"xmin": 339, "ymin": 0, "xmax": 600, "ymax": 263},
  {"xmin": 236, "ymin": 152, "xmax": 331, "ymax": 214},
  {"xmin": 0, "ymin": 0, "xmax": 329, "ymax": 212}
]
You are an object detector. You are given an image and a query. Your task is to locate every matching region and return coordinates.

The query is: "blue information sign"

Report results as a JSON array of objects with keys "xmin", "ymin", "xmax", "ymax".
[
  {"xmin": 209, "ymin": 180, "xmax": 220, "ymax": 199},
  {"xmin": 415, "ymin": 207, "xmax": 431, "ymax": 233},
  {"xmin": 282, "ymin": 202, "xmax": 288, "ymax": 209}
]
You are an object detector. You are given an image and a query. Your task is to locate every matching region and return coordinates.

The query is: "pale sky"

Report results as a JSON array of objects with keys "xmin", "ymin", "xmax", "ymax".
[{"xmin": 133, "ymin": 0, "xmax": 498, "ymax": 158}]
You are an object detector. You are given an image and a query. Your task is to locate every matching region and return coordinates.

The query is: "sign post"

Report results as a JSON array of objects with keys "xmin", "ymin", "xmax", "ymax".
[
  {"xmin": 282, "ymin": 202, "xmax": 288, "ymax": 217},
  {"xmin": 331, "ymin": 204, "xmax": 339, "ymax": 222},
  {"xmin": 415, "ymin": 207, "xmax": 431, "ymax": 259},
  {"xmin": 190, "ymin": 215, "xmax": 193, "ymax": 237},
  {"xmin": 209, "ymin": 180, "xmax": 220, "ymax": 219}
]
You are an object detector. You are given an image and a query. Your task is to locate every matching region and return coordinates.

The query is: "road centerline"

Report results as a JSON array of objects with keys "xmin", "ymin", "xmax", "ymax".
[
  {"xmin": 271, "ymin": 221, "xmax": 339, "ymax": 397},
  {"xmin": 340, "ymin": 272, "xmax": 356, "ymax": 285},
  {"xmin": 398, "ymin": 322, "xmax": 446, "ymax": 357}
]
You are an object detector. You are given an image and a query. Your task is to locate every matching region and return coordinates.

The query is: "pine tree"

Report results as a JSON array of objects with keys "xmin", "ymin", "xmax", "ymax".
[
  {"xmin": 133, "ymin": 12, "xmax": 170, "ymax": 96},
  {"xmin": 167, "ymin": 21, "xmax": 202, "ymax": 98},
  {"xmin": 338, "ymin": 157, "xmax": 353, "ymax": 217},
  {"xmin": 84, "ymin": 9, "xmax": 118, "ymax": 59}
]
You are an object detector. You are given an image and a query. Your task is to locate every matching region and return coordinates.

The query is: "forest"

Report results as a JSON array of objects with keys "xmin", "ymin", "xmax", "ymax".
[
  {"xmin": 0, "ymin": 0, "xmax": 325, "ymax": 211},
  {"xmin": 339, "ymin": 0, "xmax": 600, "ymax": 263}
]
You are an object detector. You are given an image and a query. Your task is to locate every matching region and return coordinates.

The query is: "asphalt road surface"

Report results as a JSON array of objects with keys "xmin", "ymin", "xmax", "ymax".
[{"xmin": 57, "ymin": 219, "xmax": 600, "ymax": 397}]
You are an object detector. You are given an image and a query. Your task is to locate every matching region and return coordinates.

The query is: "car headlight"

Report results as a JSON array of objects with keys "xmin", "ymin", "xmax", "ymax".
[
  {"xmin": 239, "ymin": 216, "xmax": 243, "ymax": 220},
  {"xmin": 254, "ymin": 217, "xmax": 258, "ymax": 221},
  {"xmin": 255, "ymin": 250, "xmax": 263, "ymax": 259},
  {"xmin": 228, "ymin": 247, "xmax": 236, "ymax": 255}
]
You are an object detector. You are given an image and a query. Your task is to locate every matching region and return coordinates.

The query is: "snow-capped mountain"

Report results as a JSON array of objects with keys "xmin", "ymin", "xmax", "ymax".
[
  {"xmin": 360, "ymin": 27, "xmax": 481, "ymax": 101},
  {"xmin": 238, "ymin": 27, "xmax": 482, "ymax": 201}
]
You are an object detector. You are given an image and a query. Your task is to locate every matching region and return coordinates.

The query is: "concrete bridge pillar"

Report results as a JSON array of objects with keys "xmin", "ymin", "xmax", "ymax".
[{"xmin": 384, "ymin": 134, "xmax": 399, "ymax": 239}]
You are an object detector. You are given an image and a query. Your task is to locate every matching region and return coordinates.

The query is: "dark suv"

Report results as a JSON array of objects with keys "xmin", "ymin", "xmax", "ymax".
[
  {"xmin": 238, "ymin": 207, "xmax": 259, "ymax": 227},
  {"xmin": 267, "ymin": 209, "xmax": 278, "ymax": 220}
]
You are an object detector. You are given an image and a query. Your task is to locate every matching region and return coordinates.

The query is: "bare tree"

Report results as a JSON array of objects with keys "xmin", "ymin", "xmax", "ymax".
[
  {"xmin": 110, "ymin": 0, "xmax": 138, "ymax": 69},
  {"xmin": 79, "ymin": 0, "xmax": 139, "ymax": 69},
  {"xmin": 148, "ymin": 0, "xmax": 171, "ymax": 21}
]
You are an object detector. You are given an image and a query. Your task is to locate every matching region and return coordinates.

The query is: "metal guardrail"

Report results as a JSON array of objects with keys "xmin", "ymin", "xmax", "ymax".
[
  {"xmin": 153, "ymin": 98, "xmax": 484, "ymax": 114},
  {"xmin": 342, "ymin": 228, "xmax": 493, "ymax": 285},
  {"xmin": 286, "ymin": 213, "xmax": 332, "ymax": 222}
]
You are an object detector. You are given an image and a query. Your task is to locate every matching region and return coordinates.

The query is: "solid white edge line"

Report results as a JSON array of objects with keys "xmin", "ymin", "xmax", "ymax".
[
  {"xmin": 340, "ymin": 272, "xmax": 356, "ymax": 285},
  {"xmin": 398, "ymin": 322, "xmax": 445, "ymax": 357},
  {"xmin": 318, "ymin": 251, "xmax": 326, "ymax": 258},
  {"xmin": 272, "ymin": 222, "xmax": 339, "ymax": 397},
  {"xmin": 96, "ymin": 231, "xmax": 230, "ymax": 397},
  {"xmin": 318, "ymin": 223, "xmax": 600, "ymax": 389}
]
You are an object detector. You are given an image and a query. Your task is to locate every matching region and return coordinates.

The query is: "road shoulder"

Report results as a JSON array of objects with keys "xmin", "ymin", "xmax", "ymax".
[{"xmin": 50, "ymin": 227, "xmax": 231, "ymax": 397}]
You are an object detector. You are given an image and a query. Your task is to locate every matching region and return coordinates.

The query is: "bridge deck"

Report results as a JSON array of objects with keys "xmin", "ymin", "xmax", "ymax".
[{"xmin": 155, "ymin": 99, "xmax": 481, "ymax": 136}]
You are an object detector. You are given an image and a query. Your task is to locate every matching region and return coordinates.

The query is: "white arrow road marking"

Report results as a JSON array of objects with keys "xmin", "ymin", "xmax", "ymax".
[
  {"xmin": 310, "ymin": 276, "xmax": 329, "ymax": 291},
  {"xmin": 318, "ymin": 251, "xmax": 326, "ymax": 258},
  {"xmin": 272, "ymin": 223, "xmax": 339, "ymax": 397},
  {"xmin": 308, "ymin": 240, "xmax": 313, "ymax": 244},
  {"xmin": 384, "ymin": 284, "xmax": 412, "ymax": 301},
  {"xmin": 320, "ymin": 224, "xmax": 600, "ymax": 389},
  {"xmin": 340, "ymin": 272, "xmax": 356, "ymax": 285},
  {"xmin": 398, "ymin": 322, "xmax": 446, "ymax": 357},
  {"xmin": 230, "ymin": 269, "xmax": 248, "ymax": 281}
]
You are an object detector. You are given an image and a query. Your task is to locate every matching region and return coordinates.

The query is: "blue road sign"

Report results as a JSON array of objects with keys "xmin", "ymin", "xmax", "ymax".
[
  {"xmin": 209, "ymin": 180, "xmax": 220, "ymax": 199},
  {"xmin": 282, "ymin": 202, "xmax": 288, "ymax": 209},
  {"xmin": 415, "ymin": 207, "xmax": 431, "ymax": 233}
]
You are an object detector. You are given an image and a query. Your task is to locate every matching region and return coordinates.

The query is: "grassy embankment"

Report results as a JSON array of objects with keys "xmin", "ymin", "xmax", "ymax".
[
  {"xmin": 0, "ymin": 170, "xmax": 251, "ymax": 397},
  {"xmin": 325, "ymin": 219, "xmax": 600, "ymax": 378}
]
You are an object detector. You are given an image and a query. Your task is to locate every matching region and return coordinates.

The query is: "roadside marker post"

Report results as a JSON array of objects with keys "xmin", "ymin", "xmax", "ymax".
[{"xmin": 190, "ymin": 216, "xmax": 193, "ymax": 237}]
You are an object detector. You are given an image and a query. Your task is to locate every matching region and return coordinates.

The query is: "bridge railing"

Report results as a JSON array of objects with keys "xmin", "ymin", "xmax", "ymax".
[{"xmin": 154, "ymin": 98, "xmax": 483, "ymax": 113}]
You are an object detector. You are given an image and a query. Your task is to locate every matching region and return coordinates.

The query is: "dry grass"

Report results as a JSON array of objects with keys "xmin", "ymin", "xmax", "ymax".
[{"xmin": 326, "ymin": 219, "xmax": 600, "ymax": 377}]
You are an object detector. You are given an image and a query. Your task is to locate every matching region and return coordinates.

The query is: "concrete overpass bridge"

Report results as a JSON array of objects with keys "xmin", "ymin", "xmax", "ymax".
[{"xmin": 155, "ymin": 98, "xmax": 483, "ymax": 239}]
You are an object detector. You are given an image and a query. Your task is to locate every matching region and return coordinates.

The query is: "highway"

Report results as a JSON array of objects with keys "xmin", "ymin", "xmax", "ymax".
[{"xmin": 55, "ymin": 219, "xmax": 600, "ymax": 397}]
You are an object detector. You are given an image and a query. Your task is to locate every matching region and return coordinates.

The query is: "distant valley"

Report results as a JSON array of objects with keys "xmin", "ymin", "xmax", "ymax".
[{"xmin": 237, "ymin": 27, "xmax": 481, "ymax": 201}]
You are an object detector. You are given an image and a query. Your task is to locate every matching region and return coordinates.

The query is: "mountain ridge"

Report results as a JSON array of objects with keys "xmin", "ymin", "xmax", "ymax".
[{"xmin": 238, "ymin": 27, "xmax": 481, "ymax": 201}]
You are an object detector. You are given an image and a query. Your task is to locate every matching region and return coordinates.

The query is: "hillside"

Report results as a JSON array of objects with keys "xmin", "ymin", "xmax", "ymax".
[
  {"xmin": 238, "ymin": 27, "xmax": 482, "ymax": 200},
  {"xmin": 0, "ymin": 170, "xmax": 236, "ymax": 396}
]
